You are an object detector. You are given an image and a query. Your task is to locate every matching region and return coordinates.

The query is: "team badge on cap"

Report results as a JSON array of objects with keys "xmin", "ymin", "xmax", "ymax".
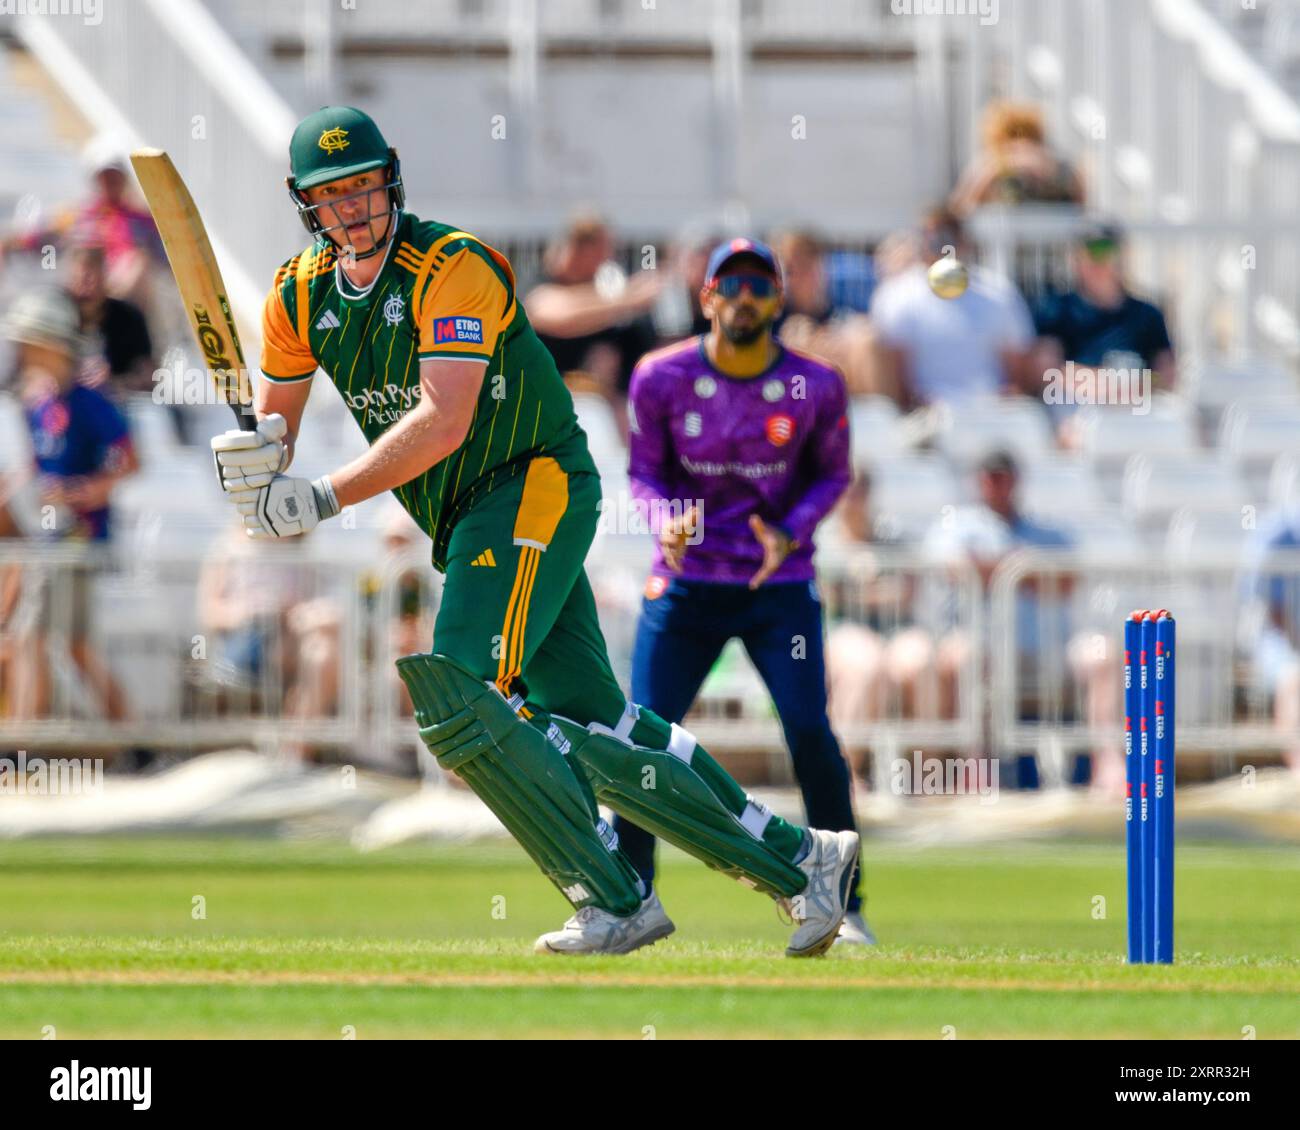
[{"xmin": 318, "ymin": 127, "xmax": 350, "ymax": 154}]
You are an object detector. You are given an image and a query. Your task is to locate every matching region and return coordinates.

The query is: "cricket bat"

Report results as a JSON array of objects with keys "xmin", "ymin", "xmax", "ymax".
[{"xmin": 130, "ymin": 148, "xmax": 257, "ymax": 428}]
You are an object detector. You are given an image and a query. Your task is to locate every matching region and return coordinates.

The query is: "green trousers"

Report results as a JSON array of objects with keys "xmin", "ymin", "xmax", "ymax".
[{"xmin": 428, "ymin": 457, "xmax": 807, "ymax": 871}]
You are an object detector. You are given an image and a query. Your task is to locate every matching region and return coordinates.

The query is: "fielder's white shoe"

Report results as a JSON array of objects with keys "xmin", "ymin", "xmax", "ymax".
[
  {"xmin": 833, "ymin": 909, "xmax": 878, "ymax": 948},
  {"xmin": 782, "ymin": 828, "xmax": 860, "ymax": 957},
  {"xmin": 533, "ymin": 890, "xmax": 675, "ymax": 955}
]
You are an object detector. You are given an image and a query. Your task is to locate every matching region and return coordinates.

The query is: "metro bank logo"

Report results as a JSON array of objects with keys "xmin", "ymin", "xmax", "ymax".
[{"xmin": 434, "ymin": 316, "xmax": 483, "ymax": 344}]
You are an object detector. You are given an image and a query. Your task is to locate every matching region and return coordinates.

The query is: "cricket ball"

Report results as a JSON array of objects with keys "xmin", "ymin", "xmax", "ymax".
[{"xmin": 927, "ymin": 255, "xmax": 969, "ymax": 299}]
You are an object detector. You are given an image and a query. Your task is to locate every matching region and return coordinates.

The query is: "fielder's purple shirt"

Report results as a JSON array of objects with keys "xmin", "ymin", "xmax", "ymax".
[{"xmin": 627, "ymin": 336, "xmax": 851, "ymax": 584}]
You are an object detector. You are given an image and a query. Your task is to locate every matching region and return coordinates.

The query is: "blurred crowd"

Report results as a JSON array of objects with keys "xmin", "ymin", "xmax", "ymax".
[{"xmin": 2, "ymin": 101, "xmax": 1299, "ymax": 787}]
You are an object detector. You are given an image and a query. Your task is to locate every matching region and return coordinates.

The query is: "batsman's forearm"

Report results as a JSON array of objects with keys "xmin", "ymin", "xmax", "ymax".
[{"xmin": 328, "ymin": 404, "xmax": 465, "ymax": 509}]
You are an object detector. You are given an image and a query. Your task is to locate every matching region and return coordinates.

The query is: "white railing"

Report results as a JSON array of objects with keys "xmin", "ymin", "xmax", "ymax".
[
  {"xmin": 362, "ymin": 538, "xmax": 987, "ymax": 789},
  {"xmin": 989, "ymin": 547, "xmax": 1300, "ymax": 781},
  {"xmin": 6, "ymin": 536, "xmax": 1300, "ymax": 782},
  {"xmin": 0, "ymin": 540, "xmax": 369, "ymax": 754}
]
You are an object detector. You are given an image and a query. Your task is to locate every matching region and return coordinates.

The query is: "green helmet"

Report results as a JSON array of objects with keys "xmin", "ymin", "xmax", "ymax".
[{"xmin": 286, "ymin": 106, "xmax": 405, "ymax": 256}]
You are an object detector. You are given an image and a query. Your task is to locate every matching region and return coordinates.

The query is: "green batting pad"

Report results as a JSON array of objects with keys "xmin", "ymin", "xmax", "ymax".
[
  {"xmin": 396, "ymin": 653, "xmax": 643, "ymax": 916},
  {"xmin": 553, "ymin": 717, "xmax": 806, "ymax": 899}
]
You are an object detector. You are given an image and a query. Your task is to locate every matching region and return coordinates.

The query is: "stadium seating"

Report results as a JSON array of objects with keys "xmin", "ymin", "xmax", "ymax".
[
  {"xmin": 1165, "ymin": 504, "xmax": 1254, "ymax": 562},
  {"xmin": 1217, "ymin": 400, "xmax": 1300, "ymax": 494},
  {"xmin": 1191, "ymin": 359, "xmax": 1300, "ymax": 423},
  {"xmin": 848, "ymin": 395, "xmax": 902, "ymax": 466},
  {"xmin": 1017, "ymin": 458, "xmax": 1108, "ymax": 519},
  {"xmin": 934, "ymin": 396, "xmax": 1056, "ymax": 467},
  {"xmin": 866, "ymin": 454, "xmax": 964, "ymax": 536},
  {"xmin": 0, "ymin": 48, "xmax": 84, "ymax": 240},
  {"xmin": 1042, "ymin": 509, "xmax": 1144, "ymax": 563},
  {"xmin": 1077, "ymin": 395, "xmax": 1200, "ymax": 470},
  {"xmin": 1268, "ymin": 453, "xmax": 1300, "ymax": 510},
  {"xmin": 1122, "ymin": 453, "xmax": 1252, "ymax": 532}
]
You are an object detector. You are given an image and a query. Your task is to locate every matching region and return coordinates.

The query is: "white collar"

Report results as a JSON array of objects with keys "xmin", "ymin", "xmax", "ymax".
[{"xmin": 334, "ymin": 209, "xmax": 403, "ymax": 299}]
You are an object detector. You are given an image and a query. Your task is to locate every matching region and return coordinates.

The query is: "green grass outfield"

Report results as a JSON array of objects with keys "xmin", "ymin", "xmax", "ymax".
[{"xmin": 2, "ymin": 837, "xmax": 1298, "ymax": 1039}]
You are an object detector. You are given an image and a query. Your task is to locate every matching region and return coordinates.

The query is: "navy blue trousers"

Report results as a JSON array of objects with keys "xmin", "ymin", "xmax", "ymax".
[{"xmin": 613, "ymin": 577, "xmax": 862, "ymax": 911}]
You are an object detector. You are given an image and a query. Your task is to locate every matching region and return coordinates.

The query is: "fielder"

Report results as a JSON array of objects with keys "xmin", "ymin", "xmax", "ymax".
[
  {"xmin": 211, "ymin": 107, "xmax": 857, "ymax": 956},
  {"xmin": 617, "ymin": 238, "xmax": 874, "ymax": 946}
]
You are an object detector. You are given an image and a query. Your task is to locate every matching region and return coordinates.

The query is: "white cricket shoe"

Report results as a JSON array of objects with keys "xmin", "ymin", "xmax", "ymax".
[
  {"xmin": 783, "ymin": 828, "xmax": 860, "ymax": 957},
  {"xmin": 833, "ymin": 909, "xmax": 878, "ymax": 948},
  {"xmin": 533, "ymin": 890, "xmax": 675, "ymax": 955}
]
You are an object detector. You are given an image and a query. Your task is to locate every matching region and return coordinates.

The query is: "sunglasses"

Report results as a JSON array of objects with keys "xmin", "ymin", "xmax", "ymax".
[{"xmin": 713, "ymin": 273, "xmax": 778, "ymax": 299}]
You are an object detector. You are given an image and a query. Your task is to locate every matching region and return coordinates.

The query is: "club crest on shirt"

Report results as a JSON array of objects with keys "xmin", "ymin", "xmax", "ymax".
[
  {"xmin": 645, "ymin": 575, "xmax": 668, "ymax": 600},
  {"xmin": 684, "ymin": 411, "xmax": 702, "ymax": 437},
  {"xmin": 694, "ymin": 375, "xmax": 717, "ymax": 399},
  {"xmin": 765, "ymin": 413, "xmax": 795, "ymax": 446},
  {"xmin": 763, "ymin": 378, "xmax": 785, "ymax": 402},
  {"xmin": 383, "ymin": 293, "xmax": 405, "ymax": 326}
]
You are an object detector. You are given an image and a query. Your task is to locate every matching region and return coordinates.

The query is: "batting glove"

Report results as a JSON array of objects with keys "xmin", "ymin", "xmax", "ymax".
[
  {"xmin": 211, "ymin": 413, "xmax": 289, "ymax": 494},
  {"xmin": 231, "ymin": 474, "xmax": 340, "ymax": 539}
]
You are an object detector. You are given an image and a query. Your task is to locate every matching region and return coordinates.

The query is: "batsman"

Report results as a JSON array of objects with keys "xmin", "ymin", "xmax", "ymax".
[{"xmin": 211, "ymin": 107, "xmax": 858, "ymax": 956}]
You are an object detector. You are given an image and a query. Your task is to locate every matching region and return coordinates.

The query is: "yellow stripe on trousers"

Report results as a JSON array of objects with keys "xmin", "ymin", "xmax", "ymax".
[
  {"xmin": 496, "ymin": 545, "xmax": 540, "ymax": 697},
  {"xmin": 506, "ymin": 546, "xmax": 541, "ymax": 694},
  {"xmin": 511, "ymin": 546, "xmax": 541, "ymax": 682}
]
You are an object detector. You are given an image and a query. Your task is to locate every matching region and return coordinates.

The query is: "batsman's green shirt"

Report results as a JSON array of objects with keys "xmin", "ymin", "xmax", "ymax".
[{"xmin": 259, "ymin": 211, "xmax": 596, "ymax": 567}]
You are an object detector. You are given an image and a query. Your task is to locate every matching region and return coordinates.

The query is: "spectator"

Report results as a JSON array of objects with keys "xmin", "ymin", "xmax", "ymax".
[
  {"xmin": 870, "ymin": 207, "xmax": 1037, "ymax": 411},
  {"xmin": 949, "ymin": 100, "xmax": 1085, "ymax": 217},
  {"xmin": 771, "ymin": 230, "xmax": 883, "ymax": 398},
  {"xmin": 873, "ymin": 227, "xmax": 926, "ymax": 284},
  {"xmin": 525, "ymin": 213, "xmax": 661, "ymax": 429},
  {"xmin": 823, "ymin": 468, "xmax": 938, "ymax": 784},
  {"xmin": 2, "ymin": 286, "xmax": 138, "ymax": 722},
  {"xmin": 9, "ymin": 289, "xmax": 140, "ymax": 541},
  {"xmin": 197, "ymin": 524, "xmax": 342, "ymax": 759},
  {"xmin": 1033, "ymin": 221, "xmax": 1176, "ymax": 444},
  {"xmin": 1239, "ymin": 505, "xmax": 1300, "ymax": 773},
  {"xmin": 66, "ymin": 243, "xmax": 156, "ymax": 394},
  {"xmin": 1, "ymin": 137, "xmax": 164, "ymax": 312},
  {"xmin": 921, "ymin": 450, "xmax": 1121, "ymax": 791},
  {"xmin": 650, "ymin": 227, "xmax": 718, "ymax": 344}
]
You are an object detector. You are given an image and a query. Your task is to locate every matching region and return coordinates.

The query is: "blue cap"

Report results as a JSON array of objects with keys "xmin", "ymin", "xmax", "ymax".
[{"xmin": 705, "ymin": 237, "xmax": 781, "ymax": 284}]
